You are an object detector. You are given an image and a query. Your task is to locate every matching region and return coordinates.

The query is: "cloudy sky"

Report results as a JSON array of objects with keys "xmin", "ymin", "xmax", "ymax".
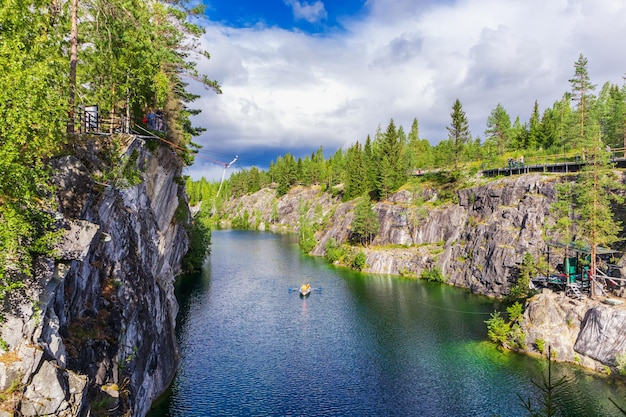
[{"xmin": 185, "ymin": 0, "xmax": 626, "ymax": 181}]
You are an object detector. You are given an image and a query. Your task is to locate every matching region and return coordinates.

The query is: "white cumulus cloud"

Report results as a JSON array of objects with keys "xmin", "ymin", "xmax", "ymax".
[
  {"xmin": 284, "ymin": 0, "xmax": 328, "ymax": 23},
  {"xmin": 188, "ymin": 0, "xmax": 626, "ymax": 180}
]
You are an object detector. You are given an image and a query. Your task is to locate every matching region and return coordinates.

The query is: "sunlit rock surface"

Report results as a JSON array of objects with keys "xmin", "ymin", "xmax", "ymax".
[
  {"xmin": 220, "ymin": 173, "xmax": 626, "ymax": 372},
  {"xmin": 222, "ymin": 174, "xmax": 557, "ymax": 298}
]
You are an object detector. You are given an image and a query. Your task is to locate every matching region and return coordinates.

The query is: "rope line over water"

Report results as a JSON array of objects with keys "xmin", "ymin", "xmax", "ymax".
[{"xmin": 415, "ymin": 299, "xmax": 496, "ymax": 315}]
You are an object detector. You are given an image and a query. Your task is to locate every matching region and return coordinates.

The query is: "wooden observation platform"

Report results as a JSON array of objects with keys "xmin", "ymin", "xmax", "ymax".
[{"xmin": 481, "ymin": 148, "xmax": 626, "ymax": 177}]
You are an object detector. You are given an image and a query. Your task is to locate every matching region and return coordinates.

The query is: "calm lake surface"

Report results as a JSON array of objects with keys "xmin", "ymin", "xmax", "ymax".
[{"xmin": 148, "ymin": 230, "xmax": 625, "ymax": 416}]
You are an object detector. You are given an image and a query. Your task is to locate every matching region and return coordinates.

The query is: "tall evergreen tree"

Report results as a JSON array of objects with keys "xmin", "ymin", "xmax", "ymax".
[
  {"xmin": 538, "ymin": 107, "xmax": 559, "ymax": 150},
  {"xmin": 309, "ymin": 146, "xmax": 325, "ymax": 185},
  {"xmin": 269, "ymin": 154, "xmax": 292, "ymax": 196},
  {"xmin": 597, "ymin": 82, "xmax": 626, "ymax": 149},
  {"xmin": 406, "ymin": 118, "xmax": 421, "ymax": 169},
  {"xmin": 551, "ymin": 93, "xmax": 575, "ymax": 149},
  {"xmin": 527, "ymin": 100, "xmax": 541, "ymax": 150},
  {"xmin": 508, "ymin": 116, "xmax": 527, "ymax": 151},
  {"xmin": 574, "ymin": 117, "xmax": 623, "ymax": 296},
  {"xmin": 405, "ymin": 118, "xmax": 434, "ymax": 169},
  {"xmin": 351, "ymin": 195, "xmax": 380, "ymax": 246},
  {"xmin": 344, "ymin": 142, "xmax": 367, "ymax": 201},
  {"xmin": 446, "ymin": 99, "xmax": 471, "ymax": 169},
  {"xmin": 569, "ymin": 53, "xmax": 597, "ymax": 147},
  {"xmin": 363, "ymin": 135, "xmax": 376, "ymax": 190},
  {"xmin": 484, "ymin": 103, "xmax": 511, "ymax": 155},
  {"xmin": 375, "ymin": 119, "xmax": 406, "ymax": 200}
]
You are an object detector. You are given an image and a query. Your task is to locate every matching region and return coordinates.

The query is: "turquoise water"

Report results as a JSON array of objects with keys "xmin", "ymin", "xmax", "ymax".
[{"xmin": 148, "ymin": 230, "xmax": 625, "ymax": 416}]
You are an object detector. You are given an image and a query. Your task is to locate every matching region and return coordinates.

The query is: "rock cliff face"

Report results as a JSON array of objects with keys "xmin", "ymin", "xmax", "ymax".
[
  {"xmin": 0, "ymin": 136, "xmax": 188, "ymax": 416},
  {"xmin": 222, "ymin": 175, "xmax": 557, "ymax": 298},
  {"xmin": 219, "ymin": 174, "xmax": 626, "ymax": 373}
]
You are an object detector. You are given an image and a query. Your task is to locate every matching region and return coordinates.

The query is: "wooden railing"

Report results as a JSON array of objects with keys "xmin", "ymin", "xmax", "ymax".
[
  {"xmin": 74, "ymin": 105, "xmax": 167, "ymax": 135},
  {"xmin": 480, "ymin": 147, "xmax": 626, "ymax": 177}
]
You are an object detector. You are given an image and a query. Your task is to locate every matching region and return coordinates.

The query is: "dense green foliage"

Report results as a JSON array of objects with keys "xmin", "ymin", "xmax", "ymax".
[
  {"xmin": 76, "ymin": 0, "xmax": 220, "ymax": 149},
  {"xmin": 186, "ymin": 54, "xmax": 626, "ymax": 212},
  {"xmin": 298, "ymin": 200, "xmax": 317, "ymax": 253},
  {"xmin": 352, "ymin": 250, "xmax": 367, "ymax": 271},
  {"xmin": 324, "ymin": 238, "xmax": 344, "ymax": 264},
  {"xmin": 181, "ymin": 208, "xmax": 212, "ymax": 273},
  {"xmin": 485, "ymin": 302, "xmax": 526, "ymax": 350},
  {"xmin": 350, "ymin": 195, "xmax": 380, "ymax": 245},
  {"xmin": 0, "ymin": 0, "xmax": 68, "ymax": 292},
  {"xmin": 0, "ymin": 0, "xmax": 218, "ymax": 295},
  {"xmin": 186, "ymin": 54, "xmax": 626, "ymax": 285},
  {"xmin": 508, "ymin": 252, "xmax": 540, "ymax": 301},
  {"xmin": 419, "ymin": 267, "xmax": 446, "ymax": 283}
]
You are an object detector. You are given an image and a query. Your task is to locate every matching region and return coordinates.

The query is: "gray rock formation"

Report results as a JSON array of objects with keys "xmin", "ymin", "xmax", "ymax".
[
  {"xmin": 223, "ymin": 174, "xmax": 555, "ymax": 298},
  {"xmin": 0, "ymin": 136, "xmax": 188, "ymax": 416},
  {"xmin": 522, "ymin": 290, "xmax": 626, "ymax": 373},
  {"xmin": 219, "ymin": 173, "xmax": 626, "ymax": 372}
]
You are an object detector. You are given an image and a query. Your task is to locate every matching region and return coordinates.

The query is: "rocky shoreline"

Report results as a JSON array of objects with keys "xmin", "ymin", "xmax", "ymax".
[
  {"xmin": 3, "ymin": 163, "xmax": 623, "ymax": 416},
  {"xmin": 219, "ymin": 174, "xmax": 626, "ymax": 375}
]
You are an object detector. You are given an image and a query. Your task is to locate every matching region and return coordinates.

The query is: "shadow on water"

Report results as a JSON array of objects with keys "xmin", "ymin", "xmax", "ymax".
[
  {"xmin": 148, "ymin": 263, "xmax": 212, "ymax": 416},
  {"xmin": 148, "ymin": 230, "xmax": 626, "ymax": 417}
]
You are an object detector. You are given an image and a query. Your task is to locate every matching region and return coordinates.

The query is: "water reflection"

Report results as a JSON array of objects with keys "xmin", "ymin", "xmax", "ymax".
[{"xmin": 148, "ymin": 230, "xmax": 626, "ymax": 417}]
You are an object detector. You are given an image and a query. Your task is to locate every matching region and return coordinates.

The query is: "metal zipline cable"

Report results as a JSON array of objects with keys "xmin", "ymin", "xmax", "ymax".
[{"xmin": 132, "ymin": 122, "xmax": 239, "ymax": 170}]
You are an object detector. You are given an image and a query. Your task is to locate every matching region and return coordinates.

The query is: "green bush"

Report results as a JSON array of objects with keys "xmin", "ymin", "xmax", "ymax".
[
  {"xmin": 232, "ymin": 210, "xmax": 251, "ymax": 229},
  {"xmin": 536, "ymin": 338, "xmax": 546, "ymax": 355},
  {"xmin": 325, "ymin": 238, "xmax": 345, "ymax": 263},
  {"xmin": 485, "ymin": 302, "xmax": 527, "ymax": 350},
  {"xmin": 420, "ymin": 267, "xmax": 446, "ymax": 283},
  {"xmin": 352, "ymin": 250, "xmax": 367, "ymax": 271},
  {"xmin": 485, "ymin": 311, "xmax": 511, "ymax": 347},
  {"xmin": 298, "ymin": 225, "xmax": 316, "ymax": 253}
]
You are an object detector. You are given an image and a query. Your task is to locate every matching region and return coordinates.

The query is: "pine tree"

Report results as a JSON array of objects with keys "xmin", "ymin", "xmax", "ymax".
[
  {"xmin": 508, "ymin": 116, "xmax": 527, "ymax": 151},
  {"xmin": 351, "ymin": 195, "xmax": 380, "ymax": 245},
  {"xmin": 363, "ymin": 135, "xmax": 376, "ymax": 191},
  {"xmin": 527, "ymin": 100, "xmax": 541, "ymax": 150},
  {"xmin": 375, "ymin": 119, "xmax": 406, "ymax": 200},
  {"xmin": 597, "ymin": 82, "xmax": 626, "ymax": 149},
  {"xmin": 344, "ymin": 142, "xmax": 367, "ymax": 201},
  {"xmin": 551, "ymin": 93, "xmax": 575, "ymax": 149},
  {"xmin": 308, "ymin": 146, "xmax": 325, "ymax": 185},
  {"xmin": 446, "ymin": 99, "xmax": 471, "ymax": 169},
  {"xmin": 406, "ymin": 118, "xmax": 421, "ymax": 169},
  {"xmin": 575, "ymin": 118, "xmax": 623, "ymax": 296},
  {"xmin": 327, "ymin": 148, "xmax": 345, "ymax": 188},
  {"xmin": 538, "ymin": 107, "xmax": 559, "ymax": 150},
  {"xmin": 569, "ymin": 53, "xmax": 597, "ymax": 147},
  {"xmin": 274, "ymin": 154, "xmax": 297, "ymax": 196},
  {"xmin": 484, "ymin": 103, "xmax": 511, "ymax": 155}
]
